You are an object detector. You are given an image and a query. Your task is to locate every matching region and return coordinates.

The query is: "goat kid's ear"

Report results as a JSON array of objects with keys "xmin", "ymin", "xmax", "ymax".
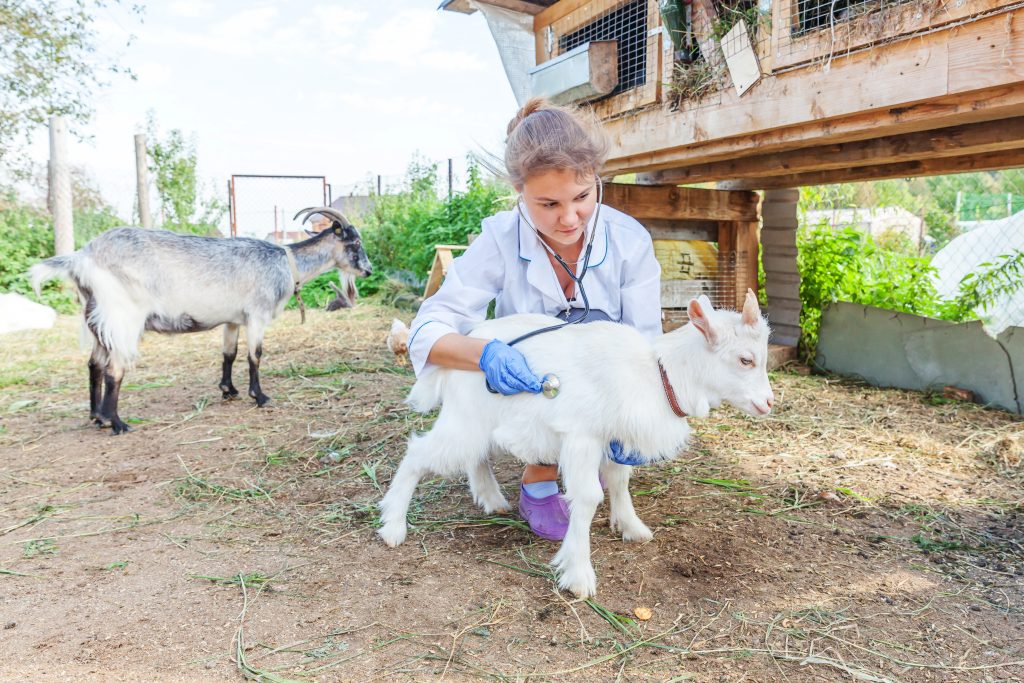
[
  {"xmin": 742, "ymin": 288, "xmax": 762, "ymax": 327},
  {"xmin": 304, "ymin": 229, "xmax": 318, "ymax": 237},
  {"xmin": 687, "ymin": 296, "xmax": 718, "ymax": 345}
]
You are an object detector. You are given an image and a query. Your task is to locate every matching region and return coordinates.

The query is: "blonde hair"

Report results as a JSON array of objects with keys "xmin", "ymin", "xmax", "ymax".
[{"xmin": 501, "ymin": 97, "xmax": 608, "ymax": 188}]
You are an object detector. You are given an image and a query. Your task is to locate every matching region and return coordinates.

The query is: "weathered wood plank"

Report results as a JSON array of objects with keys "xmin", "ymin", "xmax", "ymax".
[
  {"xmin": 642, "ymin": 117, "xmax": 1024, "ymax": 184},
  {"xmin": 602, "ymin": 183, "xmax": 760, "ymax": 221},
  {"xmin": 718, "ymin": 146, "xmax": 1024, "ymax": 189},
  {"xmin": 603, "ymin": 11, "xmax": 1024, "ymax": 175}
]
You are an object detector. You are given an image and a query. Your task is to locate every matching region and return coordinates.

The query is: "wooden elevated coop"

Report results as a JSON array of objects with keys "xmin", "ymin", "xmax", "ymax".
[{"xmin": 441, "ymin": 0, "xmax": 1024, "ymax": 356}]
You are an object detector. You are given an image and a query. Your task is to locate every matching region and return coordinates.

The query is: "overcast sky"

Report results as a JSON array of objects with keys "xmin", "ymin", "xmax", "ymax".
[{"xmin": 25, "ymin": 0, "xmax": 517, "ymax": 235}]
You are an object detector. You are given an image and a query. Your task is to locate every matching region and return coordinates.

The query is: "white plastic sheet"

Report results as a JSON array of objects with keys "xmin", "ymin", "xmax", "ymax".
[
  {"xmin": 470, "ymin": 1, "xmax": 536, "ymax": 105},
  {"xmin": 930, "ymin": 212, "xmax": 1024, "ymax": 337}
]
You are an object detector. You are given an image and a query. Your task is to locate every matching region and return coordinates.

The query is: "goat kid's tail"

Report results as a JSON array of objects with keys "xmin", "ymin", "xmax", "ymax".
[
  {"xmin": 29, "ymin": 255, "xmax": 78, "ymax": 295},
  {"xmin": 405, "ymin": 370, "xmax": 448, "ymax": 413}
]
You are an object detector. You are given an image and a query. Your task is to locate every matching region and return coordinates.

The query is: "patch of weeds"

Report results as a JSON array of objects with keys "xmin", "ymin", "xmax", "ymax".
[
  {"xmin": 693, "ymin": 477, "xmax": 754, "ymax": 492},
  {"xmin": 911, "ymin": 533, "xmax": 971, "ymax": 553},
  {"xmin": 104, "ymin": 560, "xmax": 129, "ymax": 571},
  {"xmin": 7, "ymin": 399, "xmax": 37, "ymax": 413},
  {"xmin": 124, "ymin": 379, "xmax": 173, "ymax": 390},
  {"xmin": 0, "ymin": 425, "xmax": 6, "ymax": 435},
  {"xmin": 125, "ymin": 417, "xmax": 148, "ymax": 425},
  {"xmin": 189, "ymin": 571, "xmax": 273, "ymax": 586},
  {"xmin": 266, "ymin": 448, "xmax": 301, "ymax": 466},
  {"xmin": 22, "ymin": 539, "xmax": 58, "ymax": 558},
  {"xmin": 835, "ymin": 486, "xmax": 871, "ymax": 502},
  {"xmin": 0, "ymin": 567, "xmax": 37, "ymax": 577},
  {"xmin": 0, "ymin": 373, "xmax": 27, "ymax": 388},
  {"xmin": 303, "ymin": 635, "xmax": 350, "ymax": 659},
  {"xmin": 174, "ymin": 474, "xmax": 274, "ymax": 502},
  {"xmin": 269, "ymin": 360, "xmax": 413, "ymax": 378},
  {"xmin": 192, "ymin": 396, "xmax": 210, "ymax": 413}
]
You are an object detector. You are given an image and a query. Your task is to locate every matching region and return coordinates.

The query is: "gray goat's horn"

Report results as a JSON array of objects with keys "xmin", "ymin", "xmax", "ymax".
[{"xmin": 293, "ymin": 206, "xmax": 351, "ymax": 227}]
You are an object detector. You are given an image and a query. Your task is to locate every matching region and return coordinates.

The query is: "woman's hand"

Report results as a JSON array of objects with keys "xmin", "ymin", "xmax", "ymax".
[{"xmin": 478, "ymin": 339, "xmax": 543, "ymax": 395}]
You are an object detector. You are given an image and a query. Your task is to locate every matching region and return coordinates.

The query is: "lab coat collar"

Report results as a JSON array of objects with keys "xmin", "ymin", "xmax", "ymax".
[{"xmin": 516, "ymin": 205, "xmax": 610, "ymax": 306}]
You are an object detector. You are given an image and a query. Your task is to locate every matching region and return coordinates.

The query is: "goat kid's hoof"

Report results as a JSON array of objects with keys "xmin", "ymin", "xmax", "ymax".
[
  {"xmin": 555, "ymin": 565, "xmax": 598, "ymax": 599},
  {"xmin": 377, "ymin": 523, "xmax": 407, "ymax": 548},
  {"xmin": 249, "ymin": 392, "xmax": 270, "ymax": 407},
  {"xmin": 220, "ymin": 384, "xmax": 239, "ymax": 399},
  {"xmin": 612, "ymin": 516, "xmax": 654, "ymax": 543}
]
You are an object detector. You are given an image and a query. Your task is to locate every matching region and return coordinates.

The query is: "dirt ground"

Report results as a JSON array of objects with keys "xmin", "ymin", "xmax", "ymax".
[{"xmin": 1, "ymin": 306, "xmax": 1022, "ymax": 682}]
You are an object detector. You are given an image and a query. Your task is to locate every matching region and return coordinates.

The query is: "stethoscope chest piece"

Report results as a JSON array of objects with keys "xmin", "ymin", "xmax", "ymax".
[{"xmin": 542, "ymin": 374, "xmax": 560, "ymax": 399}]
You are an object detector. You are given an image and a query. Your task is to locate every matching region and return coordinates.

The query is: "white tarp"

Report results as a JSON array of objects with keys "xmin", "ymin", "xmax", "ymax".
[
  {"xmin": 930, "ymin": 211, "xmax": 1024, "ymax": 337},
  {"xmin": 470, "ymin": 1, "xmax": 535, "ymax": 106},
  {"xmin": 0, "ymin": 293, "xmax": 57, "ymax": 335}
]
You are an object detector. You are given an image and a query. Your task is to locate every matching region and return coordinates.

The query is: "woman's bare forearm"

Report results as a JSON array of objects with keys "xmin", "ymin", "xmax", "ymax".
[{"xmin": 426, "ymin": 333, "xmax": 489, "ymax": 371}]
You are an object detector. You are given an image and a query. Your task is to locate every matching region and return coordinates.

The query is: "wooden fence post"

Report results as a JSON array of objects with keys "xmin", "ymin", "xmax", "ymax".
[
  {"xmin": 48, "ymin": 116, "xmax": 74, "ymax": 255},
  {"xmin": 134, "ymin": 133, "xmax": 152, "ymax": 228}
]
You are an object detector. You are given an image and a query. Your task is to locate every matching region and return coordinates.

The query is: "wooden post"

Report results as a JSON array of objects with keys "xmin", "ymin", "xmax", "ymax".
[
  {"xmin": 761, "ymin": 189, "xmax": 801, "ymax": 347},
  {"xmin": 48, "ymin": 116, "xmax": 73, "ymax": 255},
  {"xmin": 134, "ymin": 134, "xmax": 152, "ymax": 229}
]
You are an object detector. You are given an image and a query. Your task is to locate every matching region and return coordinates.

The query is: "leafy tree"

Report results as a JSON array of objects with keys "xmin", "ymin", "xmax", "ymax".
[
  {"xmin": 146, "ymin": 114, "xmax": 226, "ymax": 235},
  {"xmin": 0, "ymin": 1, "xmax": 138, "ymax": 171}
]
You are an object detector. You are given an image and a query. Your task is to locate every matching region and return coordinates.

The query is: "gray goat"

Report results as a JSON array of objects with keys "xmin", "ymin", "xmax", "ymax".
[{"xmin": 30, "ymin": 207, "xmax": 372, "ymax": 434}]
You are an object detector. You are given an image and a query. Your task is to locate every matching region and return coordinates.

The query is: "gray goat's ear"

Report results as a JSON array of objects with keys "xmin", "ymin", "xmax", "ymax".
[{"xmin": 304, "ymin": 229, "xmax": 318, "ymax": 237}]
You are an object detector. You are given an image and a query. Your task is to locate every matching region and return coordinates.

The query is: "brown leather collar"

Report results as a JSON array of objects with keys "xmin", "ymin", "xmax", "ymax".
[{"xmin": 658, "ymin": 361, "xmax": 687, "ymax": 418}]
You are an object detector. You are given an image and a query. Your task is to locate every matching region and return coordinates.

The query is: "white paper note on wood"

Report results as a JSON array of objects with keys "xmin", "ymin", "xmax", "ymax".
[{"xmin": 722, "ymin": 19, "xmax": 762, "ymax": 97}]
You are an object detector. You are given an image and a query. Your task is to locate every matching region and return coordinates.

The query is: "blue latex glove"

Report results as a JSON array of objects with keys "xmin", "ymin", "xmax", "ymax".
[
  {"xmin": 478, "ymin": 339, "xmax": 543, "ymax": 395},
  {"xmin": 607, "ymin": 440, "xmax": 648, "ymax": 466}
]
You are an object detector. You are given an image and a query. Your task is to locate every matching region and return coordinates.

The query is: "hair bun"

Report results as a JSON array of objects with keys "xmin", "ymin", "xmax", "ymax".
[{"xmin": 507, "ymin": 97, "xmax": 548, "ymax": 136}]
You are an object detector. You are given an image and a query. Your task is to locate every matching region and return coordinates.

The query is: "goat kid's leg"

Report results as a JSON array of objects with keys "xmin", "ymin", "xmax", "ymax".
[
  {"xmin": 467, "ymin": 456, "xmax": 509, "ymax": 514},
  {"xmin": 551, "ymin": 438, "xmax": 604, "ymax": 598},
  {"xmin": 600, "ymin": 460, "xmax": 653, "ymax": 543},
  {"xmin": 219, "ymin": 323, "xmax": 240, "ymax": 399},
  {"xmin": 378, "ymin": 434, "xmax": 435, "ymax": 547},
  {"xmin": 245, "ymin": 320, "xmax": 270, "ymax": 407},
  {"xmin": 98, "ymin": 360, "xmax": 130, "ymax": 435}
]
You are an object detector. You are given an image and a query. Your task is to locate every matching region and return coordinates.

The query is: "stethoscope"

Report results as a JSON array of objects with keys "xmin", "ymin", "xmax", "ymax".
[{"xmin": 484, "ymin": 176, "xmax": 604, "ymax": 395}]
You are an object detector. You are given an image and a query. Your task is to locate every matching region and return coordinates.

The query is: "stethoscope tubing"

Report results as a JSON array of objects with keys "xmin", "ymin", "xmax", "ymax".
[{"xmin": 484, "ymin": 177, "xmax": 604, "ymax": 393}]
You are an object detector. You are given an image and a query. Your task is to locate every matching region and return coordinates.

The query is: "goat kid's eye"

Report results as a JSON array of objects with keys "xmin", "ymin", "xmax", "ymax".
[{"xmin": 740, "ymin": 357, "xmax": 754, "ymax": 367}]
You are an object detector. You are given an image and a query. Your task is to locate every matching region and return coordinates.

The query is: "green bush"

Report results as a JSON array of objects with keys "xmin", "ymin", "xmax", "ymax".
[
  {"xmin": 354, "ymin": 157, "xmax": 510, "ymax": 300},
  {"xmin": 0, "ymin": 202, "xmax": 77, "ymax": 312},
  {"xmin": 796, "ymin": 225, "xmax": 939, "ymax": 359}
]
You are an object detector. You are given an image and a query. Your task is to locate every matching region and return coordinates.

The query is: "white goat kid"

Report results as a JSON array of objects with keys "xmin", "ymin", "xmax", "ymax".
[{"xmin": 378, "ymin": 290, "xmax": 774, "ymax": 598}]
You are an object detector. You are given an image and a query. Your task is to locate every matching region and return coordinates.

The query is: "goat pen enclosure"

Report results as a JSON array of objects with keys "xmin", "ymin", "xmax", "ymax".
[{"xmin": 0, "ymin": 307, "xmax": 1021, "ymax": 681}]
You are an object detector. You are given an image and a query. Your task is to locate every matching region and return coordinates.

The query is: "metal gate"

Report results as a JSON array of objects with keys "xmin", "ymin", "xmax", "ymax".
[{"xmin": 228, "ymin": 174, "xmax": 331, "ymax": 240}]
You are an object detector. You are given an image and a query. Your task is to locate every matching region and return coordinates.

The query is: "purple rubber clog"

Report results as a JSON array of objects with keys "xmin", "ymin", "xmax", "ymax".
[{"xmin": 518, "ymin": 485, "xmax": 569, "ymax": 541}]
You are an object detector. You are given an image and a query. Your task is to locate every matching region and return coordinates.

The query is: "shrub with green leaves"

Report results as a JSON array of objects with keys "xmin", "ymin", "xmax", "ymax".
[
  {"xmin": 353, "ymin": 158, "xmax": 510, "ymax": 299},
  {"xmin": 0, "ymin": 201, "xmax": 77, "ymax": 312},
  {"xmin": 796, "ymin": 225, "xmax": 939, "ymax": 359}
]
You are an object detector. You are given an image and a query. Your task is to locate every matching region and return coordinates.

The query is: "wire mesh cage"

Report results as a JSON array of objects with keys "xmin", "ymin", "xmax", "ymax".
[
  {"xmin": 536, "ymin": 0, "xmax": 662, "ymax": 116},
  {"xmin": 228, "ymin": 175, "xmax": 330, "ymax": 241},
  {"xmin": 657, "ymin": 242, "xmax": 752, "ymax": 330},
  {"xmin": 664, "ymin": 1, "xmax": 772, "ymax": 110}
]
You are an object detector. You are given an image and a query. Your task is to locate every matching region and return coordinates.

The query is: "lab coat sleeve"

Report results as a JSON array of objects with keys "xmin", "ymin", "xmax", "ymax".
[
  {"xmin": 408, "ymin": 229, "xmax": 505, "ymax": 376},
  {"xmin": 619, "ymin": 231, "xmax": 663, "ymax": 341}
]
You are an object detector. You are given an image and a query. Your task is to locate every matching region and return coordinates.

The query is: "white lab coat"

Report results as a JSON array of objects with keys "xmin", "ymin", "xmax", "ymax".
[{"xmin": 409, "ymin": 204, "xmax": 662, "ymax": 376}]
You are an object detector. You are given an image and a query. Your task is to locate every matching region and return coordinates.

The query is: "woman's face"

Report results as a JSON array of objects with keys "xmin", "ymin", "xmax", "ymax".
[{"xmin": 518, "ymin": 168, "xmax": 598, "ymax": 249}]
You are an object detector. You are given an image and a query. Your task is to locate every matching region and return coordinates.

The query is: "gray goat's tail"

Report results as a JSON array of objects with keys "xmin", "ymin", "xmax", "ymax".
[{"xmin": 29, "ymin": 255, "xmax": 78, "ymax": 295}]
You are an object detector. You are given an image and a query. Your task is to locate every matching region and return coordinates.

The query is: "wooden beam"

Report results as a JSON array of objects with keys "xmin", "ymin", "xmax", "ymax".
[
  {"xmin": 718, "ymin": 147, "xmax": 1024, "ymax": 190},
  {"xmin": 640, "ymin": 117, "xmax": 1024, "ymax": 184},
  {"xmin": 602, "ymin": 9, "xmax": 1024, "ymax": 175},
  {"xmin": 534, "ymin": 0, "xmax": 590, "ymax": 31},
  {"xmin": 602, "ymin": 183, "xmax": 760, "ymax": 222}
]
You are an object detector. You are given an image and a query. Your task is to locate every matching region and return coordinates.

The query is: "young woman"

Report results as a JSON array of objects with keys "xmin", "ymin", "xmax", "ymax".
[{"xmin": 407, "ymin": 97, "xmax": 662, "ymax": 540}]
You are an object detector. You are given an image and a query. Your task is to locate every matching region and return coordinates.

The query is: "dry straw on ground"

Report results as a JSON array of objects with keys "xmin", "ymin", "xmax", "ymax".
[{"xmin": 0, "ymin": 306, "xmax": 1021, "ymax": 681}]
